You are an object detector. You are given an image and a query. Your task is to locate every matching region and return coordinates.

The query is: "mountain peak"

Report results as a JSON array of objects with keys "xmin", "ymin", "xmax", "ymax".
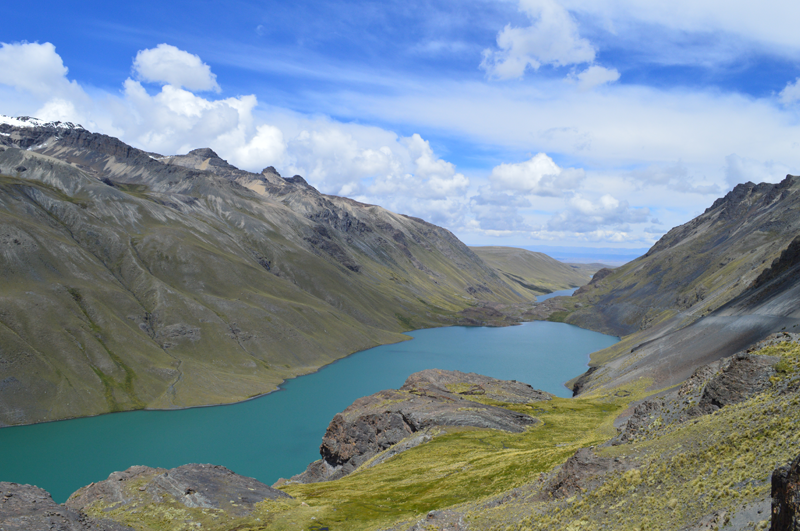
[
  {"xmin": 187, "ymin": 147, "xmax": 221, "ymax": 159},
  {"xmin": 0, "ymin": 114, "xmax": 85, "ymax": 131},
  {"xmin": 261, "ymin": 166, "xmax": 281, "ymax": 177}
]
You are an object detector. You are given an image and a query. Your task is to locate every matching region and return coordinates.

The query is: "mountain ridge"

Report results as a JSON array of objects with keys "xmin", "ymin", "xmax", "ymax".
[{"xmin": 0, "ymin": 116, "xmax": 553, "ymax": 426}]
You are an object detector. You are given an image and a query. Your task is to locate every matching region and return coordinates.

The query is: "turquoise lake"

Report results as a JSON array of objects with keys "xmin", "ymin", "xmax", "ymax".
[{"xmin": 0, "ymin": 290, "xmax": 618, "ymax": 502}]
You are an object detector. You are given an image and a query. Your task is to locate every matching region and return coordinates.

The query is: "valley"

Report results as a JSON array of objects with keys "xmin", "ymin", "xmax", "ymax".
[{"xmin": 1, "ymin": 117, "xmax": 800, "ymax": 530}]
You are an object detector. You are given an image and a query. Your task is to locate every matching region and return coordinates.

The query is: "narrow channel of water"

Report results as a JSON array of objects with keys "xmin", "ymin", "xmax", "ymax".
[{"xmin": 0, "ymin": 289, "xmax": 617, "ymax": 502}]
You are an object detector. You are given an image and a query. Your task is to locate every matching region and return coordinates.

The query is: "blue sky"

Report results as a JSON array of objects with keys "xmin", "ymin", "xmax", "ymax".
[{"xmin": 2, "ymin": 0, "xmax": 800, "ymax": 250}]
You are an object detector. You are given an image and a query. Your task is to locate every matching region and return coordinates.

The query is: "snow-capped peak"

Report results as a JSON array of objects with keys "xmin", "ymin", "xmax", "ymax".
[{"xmin": 0, "ymin": 115, "xmax": 85, "ymax": 131}]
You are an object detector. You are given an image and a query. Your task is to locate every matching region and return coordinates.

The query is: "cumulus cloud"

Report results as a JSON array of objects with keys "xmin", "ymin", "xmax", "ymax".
[
  {"xmin": 133, "ymin": 44, "xmax": 220, "ymax": 92},
  {"xmin": 481, "ymin": 0, "xmax": 595, "ymax": 80},
  {"xmin": 118, "ymin": 79, "xmax": 284, "ymax": 165},
  {"xmin": 548, "ymin": 194, "xmax": 650, "ymax": 233},
  {"xmin": 572, "ymin": 65, "xmax": 620, "ymax": 91},
  {"xmin": 779, "ymin": 78, "xmax": 800, "ymax": 105},
  {"xmin": 0, "ymin": 41, "xmax": 94, "ymax": 126},
  {"xmin": 0, "ymin": 42, "xmax": 70, "ymax": 97},
  {"xmin": 361, "ymin": 134, "xmax": 469, "ymax": 200},
  {"xmin": 723, "ymin": 154, "xmax": 791, "ymax": 188},
  {"xmin": 489, "ymin": 153, "xmax": 584, "ymax": 196}
]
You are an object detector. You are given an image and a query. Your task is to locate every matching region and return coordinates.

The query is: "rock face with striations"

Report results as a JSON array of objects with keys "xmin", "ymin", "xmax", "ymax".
[
  {"xmin": 691, "ymin": 353, "xmax": 777, "ymax": 415},
  {"xmin": 290, "ymin": 369, "xmax": 550, "ymax": 484},
  {"xmin": 0, "ymin": 482, "xmax": 133, "ymax": 531},
  {"xmin": 772, "ymin": 454, "xmax": 800, "ymax": 531}
]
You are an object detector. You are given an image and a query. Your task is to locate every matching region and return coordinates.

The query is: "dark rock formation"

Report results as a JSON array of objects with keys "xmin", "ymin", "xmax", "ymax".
[
  {"xmin": 691, "ymin": 353, "xmax": 778, "ymax": 415},
  {"xmin": 772, "ymin": 454, "xmax": 800, "ymax": 531},
  {"xmin": 290, "ymin": 369, "xmax": 550, "ymax": 484},
  {"xmin": 613, "ymin": 347, "xmax": 780, "ymax": 445},
  {"xmin": 0, "ymin": 482, "xmax": 132, "ymax": 531},
  {"xmin": 542, "ymin": 448, "xmax": 629, "ymax": 499},
  {"xmin": 66, "ymin": 464, "xmax": 290, "ymax": 518}
]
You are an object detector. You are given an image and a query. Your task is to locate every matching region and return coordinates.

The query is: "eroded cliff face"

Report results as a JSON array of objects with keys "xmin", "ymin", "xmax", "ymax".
[
  {"xmin": 0, "ymin": 482, "xmax": 133, "ymax": 531},
  {"xmin": 0, "ymin": 117, "xmax": 545, "ymax": 425}
]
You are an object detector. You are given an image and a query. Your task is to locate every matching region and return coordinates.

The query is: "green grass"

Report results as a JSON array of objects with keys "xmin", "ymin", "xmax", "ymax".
[
  {"xmin": 468, "ymin": 341, "xmax": 800, "ymax": 531},
  {"xmin": 277, "ymin": 385, "xmax": 644, "ymax": 530},
  {"xmin": 547, "ymin": 310, "xmax": 573, "ymax": 323}
]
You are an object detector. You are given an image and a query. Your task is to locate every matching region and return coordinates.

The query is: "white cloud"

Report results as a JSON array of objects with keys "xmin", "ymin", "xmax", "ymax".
[
  {"xmin": 133, "ymin": 44, "xmax": 220, "ymax": 93},
  {"xmin": 626, "ymin": 162, "xmax": 721, "ymax": 195},
  {"xmin": 0, "ymin": 42, "xmax": 71, "ymax": 97},
  {"xmin": 0, "ymin": 42, "xmax": 95, "ymax": 128},
  {"xmin": 5, "ymin": 38, "xmax": 797, "ymax": 248},
  {"xmin": 469, "ymin": 187, "xmax": 533, "ymax": 232},
  {"xmin": 481, "ymin": 0, "xmax": 595, "ymax": 80},
  {"xmin": 572, "ymin": 65, "xmax": 620, "ymax": 91},
  {"xmin": 357, "ymin": 134, "xmax": 470, "ymax": 226},
  {"xmin": 779, "ymin": 78, "xmax": 800, "ymax": 106},
  {"xmin": 548, "ymin": 194, "xmax": 650, "ymax": 233},
  {"xmin": 558, "ymin": 0, "xmax": 800, "ymax": 61},
  {"xmin": 489, "ymin": 153, "xmax": 584, "ymax": 196},
  {"xmin": 723, "ymin": 154, "xmax": 791, "ymax": 188}
]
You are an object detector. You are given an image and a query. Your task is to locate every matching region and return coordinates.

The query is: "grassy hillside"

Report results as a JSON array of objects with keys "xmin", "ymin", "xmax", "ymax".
[{"xmin": 470, "ymin": 246, "xmax": 597, "ymax": 298}]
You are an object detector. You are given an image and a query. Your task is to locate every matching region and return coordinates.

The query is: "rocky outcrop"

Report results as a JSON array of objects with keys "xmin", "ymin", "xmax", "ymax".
[
  {"xmin": 690, "ymin": 353, "xmax": 777, "ymax": 415},
  {"xmin": 66, "ymin": 464, "xmax": 290, "ymax": 518},
  {"xmin": 613, "ymin": 344, "xmax": 782, "ymax": 445},
  {"xmin": 542, "ymin": 448, "xmax": 629, "ymax": 499},
  {"xmin": 772, "ymin": 454, "xmax": 800, "ymax": 531},
  {"xmin": 290, "ymin": 369, "xmax": 550, "ymax": 484},
  {"xmin": 0, "ymin": 482, "xmax": 133, "ymax": 531}
]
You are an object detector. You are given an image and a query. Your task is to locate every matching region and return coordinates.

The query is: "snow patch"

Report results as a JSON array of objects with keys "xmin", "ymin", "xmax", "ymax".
[{"xmin": 0, "ymin": 115, "xmax": 85, "ymax": 130}]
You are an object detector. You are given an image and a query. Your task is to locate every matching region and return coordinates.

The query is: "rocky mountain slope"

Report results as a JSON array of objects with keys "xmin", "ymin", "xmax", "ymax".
[
  {"xmin": 469, "ymin": 246, "xmax": 596, "ymax": 297},
  {"xmin": 0, "ymin": 116, "xmax": 562, "ymax": 426},
  {"xmin": 545, "ymin": 176, "xmax": 800, "ymax": 394}
]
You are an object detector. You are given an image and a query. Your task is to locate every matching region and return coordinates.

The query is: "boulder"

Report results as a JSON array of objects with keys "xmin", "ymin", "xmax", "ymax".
[{"xmin": 0, "ymin": 482, "xmax": 132, "ymax": 531}]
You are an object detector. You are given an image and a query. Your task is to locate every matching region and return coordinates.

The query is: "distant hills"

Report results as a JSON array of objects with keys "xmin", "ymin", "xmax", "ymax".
[{"xmin": 469, "ymin": 246, "xmax": 597, "ymax": 298}]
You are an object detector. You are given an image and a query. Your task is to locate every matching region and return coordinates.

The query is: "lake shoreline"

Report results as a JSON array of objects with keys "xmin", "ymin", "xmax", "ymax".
[{"xmin": 1, "ymin": 291, "xmax": 588, "ymax": 430}]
